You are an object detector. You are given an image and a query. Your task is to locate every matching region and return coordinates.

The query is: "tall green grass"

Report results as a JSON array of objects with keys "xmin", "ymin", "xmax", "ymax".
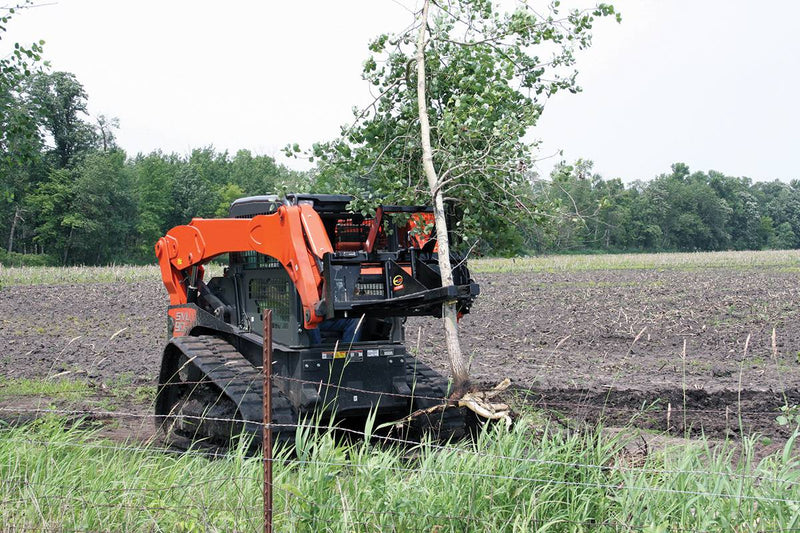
[{"xmin": 2, "ymin": 417, "xmax": 799, "ymax": 531}]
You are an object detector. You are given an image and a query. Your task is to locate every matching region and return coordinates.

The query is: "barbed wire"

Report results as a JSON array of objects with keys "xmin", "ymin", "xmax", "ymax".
[
  {"xmin": 0, "ymin": 494, "xmax": 268, "ymax": 515},
  {"xmin": 2, "ymin": 474, "xmax": 264, "ymax": 497},
  {"xmin": 2, "ymin": 391, "xmax": 799, "ymax": 487},
  {"xmin": 33, "ymin": 338, "xmax": 800, "ymax": 361},
  {"xmin": 4, "ymin": 426, "xmax": 800, "ymax": 529},
  {"xmin": 2, "ymin": 481, "xmax": 798, "ymax": 532},
  {"xmin": 4, "ymin": 431, "xmax": 797, "ymax": 492},
  {"xmin": 273, "ymin": 374, "xmax": 798, "ymax": 416},
  {"xmin": 2, "ymin": 369, "xmax": 800, "ymax": 496},
  {"xmin": 5, "ymin": 344, "xmax": 798, "ymax": 380},
  {"xmin": 4, "ymin": 425, "xmax": 800, "ymax": 503},
  {"xmin": 3, "ymin": 469, "xmax": 798, "ymax": 531},
  {"xmin": 4, "ymin": 520, "xmax": 798, "ymax": 533},
  {"xmin": 0, "ymin": 472, "xmax": 652, "ymax": 530},
  {"xmin": 0, "ymin": 500, "xmax": 734, "ymax": 533}
]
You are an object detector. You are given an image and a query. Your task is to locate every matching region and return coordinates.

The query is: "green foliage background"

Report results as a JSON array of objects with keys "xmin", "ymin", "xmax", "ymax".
[{"xmin": 2, "ymin": 62, "xmax": 798, "ymax": 266}]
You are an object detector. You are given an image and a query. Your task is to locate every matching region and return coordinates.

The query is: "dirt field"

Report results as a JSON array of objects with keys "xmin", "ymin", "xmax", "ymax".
[{"xmin": 2, "ymin": 257, "xmax": 800, "ymax": 441}]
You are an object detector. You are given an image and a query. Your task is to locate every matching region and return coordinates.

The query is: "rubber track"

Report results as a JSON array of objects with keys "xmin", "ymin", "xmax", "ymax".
[
  {"xmin": 171, "ymin": 335, "xmax": 296, "ymax": 444},
  {"xmin": 405, "ymin": 357, "xmax": 466, "ymax": 440}
]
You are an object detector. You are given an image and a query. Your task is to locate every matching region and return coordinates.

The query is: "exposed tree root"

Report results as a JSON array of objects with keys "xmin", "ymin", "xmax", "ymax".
[
  {"xmin": 394, "ymin": 378, "xmax": 514, "ymax": 431},
  {"xmin": 458, "ymin": 378, "xmax": 513, "ymax": 429}
]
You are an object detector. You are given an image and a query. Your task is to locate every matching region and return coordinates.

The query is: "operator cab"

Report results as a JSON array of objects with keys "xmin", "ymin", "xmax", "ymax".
[{"xmin": 204, "ymin": 193, "xmax": 429, "ymax": 348}]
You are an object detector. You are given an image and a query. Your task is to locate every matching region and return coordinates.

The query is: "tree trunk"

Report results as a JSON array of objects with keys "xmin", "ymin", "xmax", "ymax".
[
  {"xmin": 63, "ymin": 226, "xmax": 74, "ymax": 265},
  {"xmin": 7, "ymin": 205, "xmax": 20, "ymax": 253},
  {"xmin": 416, "ymin": 0, "xmax": 471, "ymax": 396}
]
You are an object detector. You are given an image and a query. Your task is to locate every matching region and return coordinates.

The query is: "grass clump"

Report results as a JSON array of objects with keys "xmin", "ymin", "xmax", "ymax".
[
  {"xmin": 2, "ymin": 416, "xmax": 800, "ymax": 531},
  {"xmin": 1, "ymin": 417, "xmax": 267, "ymax": 532},
  {"xmin": 0, "ymin": 377, "xmax": 93, "ymax": 401}
]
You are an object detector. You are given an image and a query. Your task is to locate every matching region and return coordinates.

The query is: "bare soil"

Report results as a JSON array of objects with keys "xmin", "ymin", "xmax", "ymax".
[
  {"xmin": 1, "ymin": 266, "xmax": 799, "ymax": 441},
  {"xmin": 411, "ymin": 268, "xmax": 800, "ymax": 442}
]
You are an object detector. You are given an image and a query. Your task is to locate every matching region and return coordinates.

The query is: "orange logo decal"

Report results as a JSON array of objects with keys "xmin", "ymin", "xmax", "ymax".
[{"xmin": 169, "ymin": 307, "xmax": 196, "ymax": 337}]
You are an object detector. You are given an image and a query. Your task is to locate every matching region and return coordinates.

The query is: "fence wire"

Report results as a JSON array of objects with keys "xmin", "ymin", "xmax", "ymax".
[
  {"xmin": 1, "ymin": 374, "xmax": 799, "ymax": 487},
  {"xmin": 2, "ymin": 414, "xmax": 800, "ymax": 506},
  {"xmin": 2, "ymin": 372, "xmax": 800, "ymax": 531}
]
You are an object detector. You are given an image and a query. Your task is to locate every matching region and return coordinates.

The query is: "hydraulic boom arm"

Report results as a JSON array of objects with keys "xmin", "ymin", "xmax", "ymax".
[{"xmin": 155, "ymin": 204, "xmax": 333, "ymax": 328}]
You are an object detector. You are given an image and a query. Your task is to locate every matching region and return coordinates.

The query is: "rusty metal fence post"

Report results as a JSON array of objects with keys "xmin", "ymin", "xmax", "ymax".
[{"xmin": 262, "ymin": 309, "xmax": 273, "ymax": 533}]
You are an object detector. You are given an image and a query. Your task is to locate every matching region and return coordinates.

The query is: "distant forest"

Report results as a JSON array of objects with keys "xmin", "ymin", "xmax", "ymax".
[{"xmin": 2, "ymin": 70, "xmax": 798, "ymax": 266}]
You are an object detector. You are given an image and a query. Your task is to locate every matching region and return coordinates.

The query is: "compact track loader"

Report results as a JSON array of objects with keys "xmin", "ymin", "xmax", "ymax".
[{"xmin": 154, "ymin": 194, "xmax": 479, "ymax": 448}]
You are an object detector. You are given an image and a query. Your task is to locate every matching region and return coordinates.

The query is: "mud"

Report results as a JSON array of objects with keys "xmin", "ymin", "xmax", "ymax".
[{"xmin": 1, "ymin": 266, "xmax": 799, "ymax": 440}]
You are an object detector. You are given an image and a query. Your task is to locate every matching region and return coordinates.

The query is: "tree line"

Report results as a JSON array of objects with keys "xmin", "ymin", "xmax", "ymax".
[
  {"xmin": 2, "ymin": 70, "xmax": 797, "ymax": 267},
  {"xmin": 2, "ymin": 70, "xmax": 798, "ymax": 266},
  {"xmin": 1, "ymin": 11, "xmax": 310, "ymax": 267},
  {"xmin": 526, "ymin": 160, "xmax": 798, "ymax": 255},
  {"xmin": 0, "ymin": 72, "xmax": 309, "ymax": 266}
]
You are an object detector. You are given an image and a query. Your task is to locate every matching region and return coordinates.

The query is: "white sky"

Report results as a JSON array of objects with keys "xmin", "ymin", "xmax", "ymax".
[{"xmin": 3, "ymin": 0, "xmax": 799, "ymax": 182}]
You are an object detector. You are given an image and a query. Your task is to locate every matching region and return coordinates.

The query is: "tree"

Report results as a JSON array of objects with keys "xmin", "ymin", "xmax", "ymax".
[
  {"xmin": 0, "ymin": 3, "xmax": 46, "ymax": 254},
  {"xmin": 0, "ymin": 3, "xmax": 45, "ymax": 167},
  {"xmin": 28, "ymin": 149, "xmax": 134, "ymax": 264},
  {"xmin": 66, "ymin": 149, "xmax": 135, "ymax": 263},
  {"xmin": 25, "ymin": 166, "xmax": 75, "ymax": 262},
  {"xmin": 95, "ymin": 114, "xmax": 120, "ymax": 152},
  {"xmin": 756, "ymin": 181, "xmax": 800, "ymax": 249},
  {"xmin": 215, "ymin": 183, "xmax": 246, "ymax": 217},
  {"xmin": 131, "ymin": 151, "xmax": 179, "ymax": 260},
  {"xmin": 628, "ymin": 164, "xmax": 732, "ymax": 252},
  {"xmin": 771, "ymin": 221, "xmax": 796, "ymax": 250},
  {"xmin": 229, "ymin": 149, "xmax": 281, "ymax": 195},
  {"xmin": 543, "ymin": 159, "xmax": 622, "ymax": 251},
  {"xmin": 166, "ymin": 147, "xmax": 229, "ymax": 228},
  {"xmin": 298, "ymin": 0, "xmax": 618, "ymax": 393},
  {"xmin": 708, "ymin": 171, "xmax": 761, "ymax": 250},
  {"xmin": 29, "ymin": 71, "xmax": 97, "ymax": 168}
]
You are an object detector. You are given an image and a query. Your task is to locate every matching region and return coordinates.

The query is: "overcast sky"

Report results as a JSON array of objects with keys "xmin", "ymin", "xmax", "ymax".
[{"xmin": 4, "ymin": 0, "xmax": 799, "ymax": 182}]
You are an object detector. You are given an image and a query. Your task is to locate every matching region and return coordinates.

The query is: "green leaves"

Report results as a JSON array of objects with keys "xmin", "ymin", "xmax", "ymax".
[
  {"xmin": 298, "ymin": 0, "xmax": 617, "ymax": 254},
  {"xmin": 363, "ymin": 56, "xmax": 377, "ymax": 73},
  {"xmin": 1, "ymin": 3, "xmax": 48, "ymax": 171},
  {"xmin": 368, "ymin": 33, "xmax": 389, "ymax": 53},
  {"xmin": 777, "ymin": 405, "xmax": 800, "ymax": 428},
  {"xmin": 29, "ymin": 71, "xmax": 96, "ymax": 168}
]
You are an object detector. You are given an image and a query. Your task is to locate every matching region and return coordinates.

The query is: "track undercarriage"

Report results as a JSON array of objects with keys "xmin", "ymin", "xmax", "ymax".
[{"xmin": 155, "ymin": 334, "xmax": 468, "ymax": 451}]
